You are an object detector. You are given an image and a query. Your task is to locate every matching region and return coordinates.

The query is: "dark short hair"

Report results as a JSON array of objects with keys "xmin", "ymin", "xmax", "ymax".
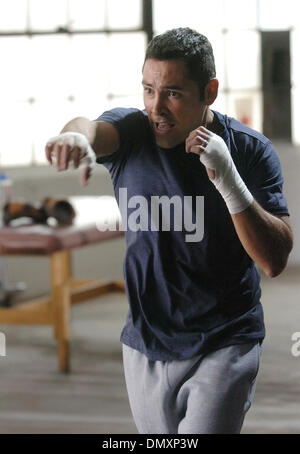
[{"xmin": 144, "ymin": 27, "xmax": 216, "ymax": 100}]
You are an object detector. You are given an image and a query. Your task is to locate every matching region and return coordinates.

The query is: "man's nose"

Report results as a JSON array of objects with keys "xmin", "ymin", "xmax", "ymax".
[{"xmin": 152, "ymin": 93, "xmax": 166, "ymax": 115}]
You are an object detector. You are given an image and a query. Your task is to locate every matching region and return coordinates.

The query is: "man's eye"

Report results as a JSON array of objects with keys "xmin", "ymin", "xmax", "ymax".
[
  {"xmin": 168, "ymin": 91, "xmax": 179, "ymax": 98},
  {"xmin": 144, "ymin": 87, "xmax": 153, "ymax": 94}
]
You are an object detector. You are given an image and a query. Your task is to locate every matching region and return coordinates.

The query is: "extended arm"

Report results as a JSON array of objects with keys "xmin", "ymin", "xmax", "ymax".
[
  {"xmin": 186, "ymin": 127, "xmax": 293, "ymax": 278},
  {"xmin": 45, "ymin": 117, "xmax": 119, "ymax": 185}
]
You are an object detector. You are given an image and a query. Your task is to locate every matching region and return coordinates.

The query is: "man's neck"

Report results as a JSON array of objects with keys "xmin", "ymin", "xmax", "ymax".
[{"xmin": 206, "ymin": 109, "xmax": 222, "ymax": 135}]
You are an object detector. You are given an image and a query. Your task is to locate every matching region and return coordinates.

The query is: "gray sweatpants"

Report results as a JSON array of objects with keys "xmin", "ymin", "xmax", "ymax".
[{"xmin": 122, "ymin": 341, "xmax": 262, "ymax": 434}]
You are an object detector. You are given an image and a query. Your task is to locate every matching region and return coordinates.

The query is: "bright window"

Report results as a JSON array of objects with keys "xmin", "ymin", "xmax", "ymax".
[
  {"xmin": 107, "ymin": 33, "xmax": 146, "ymax": 96},
  {"xmin": 69, "ymin": 0, "xmax": 106, "ymax": 30},
  {"xmin": 0, "ymin": 101, "xmax": 33, "ymax": 166},
  {"xmin": 68, "ymin": 34, "xmax": 109, "ymax": 98},
  {"xmin": 225, "ymin": 31, "xmax": 261, "ymax": 90},
  {"xmin": 224, "ymin": 0, "xmax": 258, "ymax": 30},
  {"xmin": 28, "ymin": 35, "xmax": 71, "ymax": 99},
  {"xmin": 3, "ymin": 0, "xmax": 299, "ymax": 167},
  {"xmin": 0, "ymin": 0, "xmax": 145, "ymax": 167},
  {"xmin": 29, "ymin": 0, "xmax": 68, "ymax": 31},
  {"xmin": 0, "ymin": 0, "xmax": 27, "ymax": 32},
  {"xmin": 258, "ymin": 0, "xmax": 294, "ymax": 30},
  {"xmin": 0, "ymin": 37, "xmax": 30, "ymax": 101},
  {"xmin": 106, "ymin": 0, "xmax": 142, "ymax": 29},
  {"xmin": 153, "ymin": 0, "xmax": 224, "ymax": 34}
]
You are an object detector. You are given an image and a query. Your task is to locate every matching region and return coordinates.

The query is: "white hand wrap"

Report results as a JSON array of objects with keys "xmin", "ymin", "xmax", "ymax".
[
  {"xmin": 199, "ymin": 132, "xmax": 253, "ymax": 214},
  {"xmin": 47, "ymin": 132, "xmax": 96, "ymax": 169}
]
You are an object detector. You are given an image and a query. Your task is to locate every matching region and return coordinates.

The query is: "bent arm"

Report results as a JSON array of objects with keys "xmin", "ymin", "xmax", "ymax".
[
  {"xmin": 231, "ymin": 200, "xmax": 293, "ymax": 278},
  {"xmin": 186, "ymin": 126, "xmax": 293, "ymax": 277},
  {"xmin": 60, "ymin": 117, "xmax": 120, "ymax": 158}
]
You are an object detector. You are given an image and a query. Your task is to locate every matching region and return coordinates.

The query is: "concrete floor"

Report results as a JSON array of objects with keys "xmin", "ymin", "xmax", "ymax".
[{"xmin": 0, "ymin": 265, "xmax": 299, "ymax": 434}]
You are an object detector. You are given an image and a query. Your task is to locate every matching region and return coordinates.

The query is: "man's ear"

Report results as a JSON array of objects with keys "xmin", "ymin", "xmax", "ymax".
[{"xmin": 204, "ymin": 79, "xmax": 219, "ymax": 105}]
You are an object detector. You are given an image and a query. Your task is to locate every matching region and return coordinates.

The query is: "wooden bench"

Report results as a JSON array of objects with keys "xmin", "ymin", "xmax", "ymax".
[{"xmin": 0, "ymin": 196, "xmax": 125, "ymax": 373}]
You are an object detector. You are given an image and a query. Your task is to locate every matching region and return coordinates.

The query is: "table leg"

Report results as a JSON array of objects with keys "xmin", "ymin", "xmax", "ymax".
[
  {"xmin": 52, "ymin": 284, "xmax": 70, "ymax": 373},
  {"xmin": 51, "ymin": 250, "xmax": 72, "ymax": 373}
]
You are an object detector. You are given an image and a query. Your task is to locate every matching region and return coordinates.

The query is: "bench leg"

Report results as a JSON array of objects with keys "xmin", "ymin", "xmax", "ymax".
[
  {"xmin": 52, "ymin": 284, "xmax": 70, "ymax": 373},
  {"xmin": 51, "ymin": 251, "xmax": 72, "ymax": 373}
]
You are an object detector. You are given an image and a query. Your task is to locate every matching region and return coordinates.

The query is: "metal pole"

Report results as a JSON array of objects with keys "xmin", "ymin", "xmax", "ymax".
[{"xmin": 143, "ymin": 0, "xmax": 153, "ymax": 44}]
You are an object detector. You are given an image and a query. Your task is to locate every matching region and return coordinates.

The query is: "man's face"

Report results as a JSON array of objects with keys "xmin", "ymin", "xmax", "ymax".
[{"xmin": 142, "ymin": 58, "xmax": 208, "ymax": 149}]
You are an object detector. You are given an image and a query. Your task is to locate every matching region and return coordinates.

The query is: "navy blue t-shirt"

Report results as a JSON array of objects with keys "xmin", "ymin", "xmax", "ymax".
[{"xmin": 96, "ymin": 108, "xmax": 289, "ymax": 361}]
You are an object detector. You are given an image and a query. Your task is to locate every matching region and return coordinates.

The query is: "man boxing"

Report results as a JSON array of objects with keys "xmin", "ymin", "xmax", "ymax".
[{"xmin": 45, "ymin": 28, "xmax": 293, "ymax": 434}]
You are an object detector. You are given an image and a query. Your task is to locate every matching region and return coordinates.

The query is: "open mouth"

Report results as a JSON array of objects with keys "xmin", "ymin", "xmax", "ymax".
[{"xmin": 154, "ymin": 122, "xmax": 175, "ymax": 134}]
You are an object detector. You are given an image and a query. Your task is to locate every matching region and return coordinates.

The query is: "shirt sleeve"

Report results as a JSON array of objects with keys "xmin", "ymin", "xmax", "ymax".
[
  {"xmin": 94, "ymin": 107, "xmax": 150, "ymax": 167},
  {"xmin": 245, "ymin": 140, "xmax": 290, "ymax": 216}
]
